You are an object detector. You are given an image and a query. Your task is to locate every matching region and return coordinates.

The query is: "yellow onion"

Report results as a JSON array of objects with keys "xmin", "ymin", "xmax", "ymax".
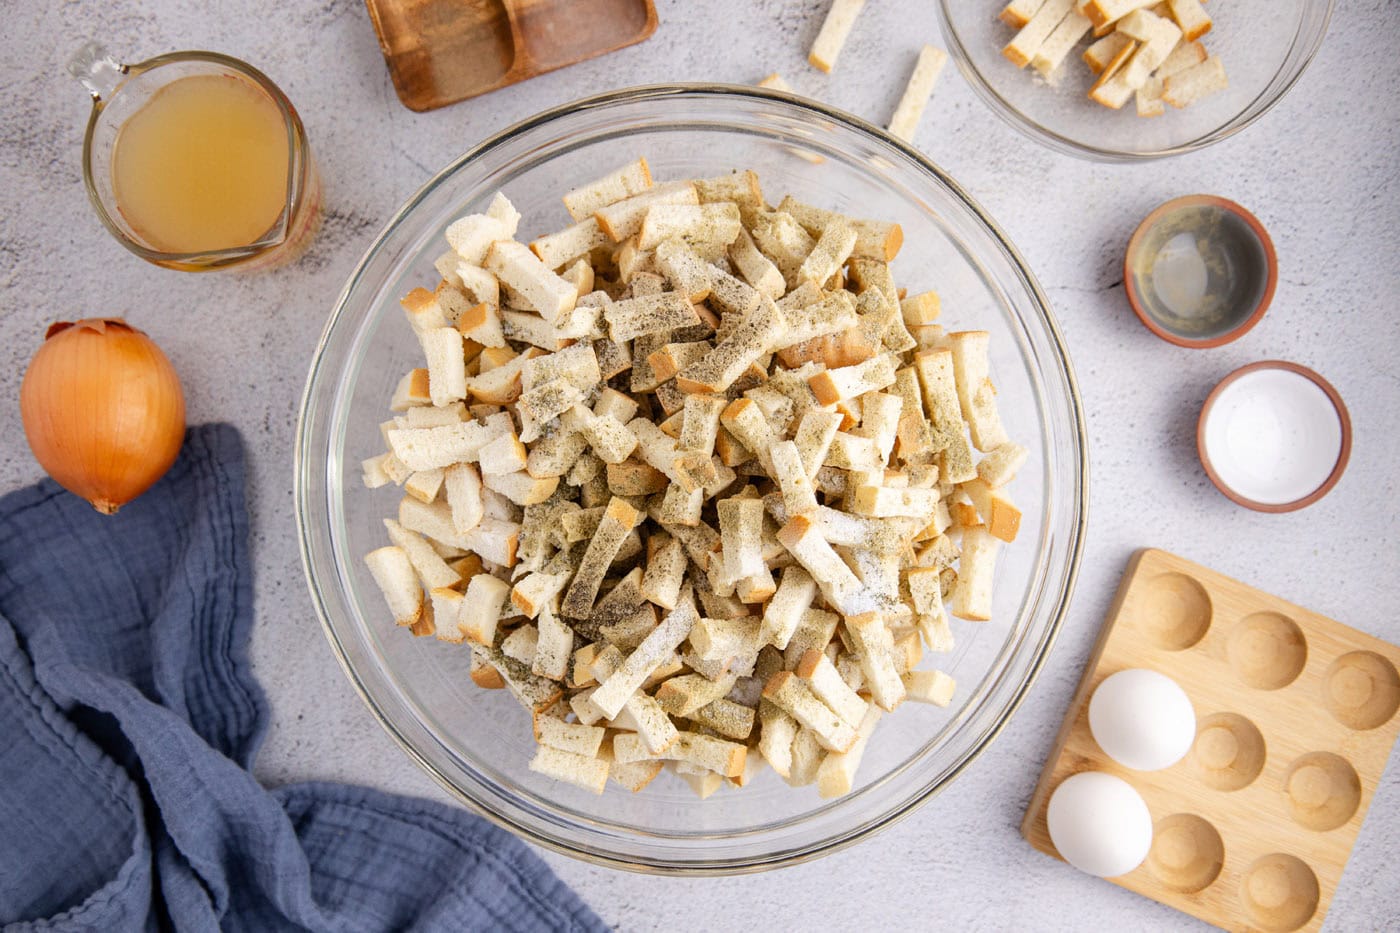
[{"xmin": 20, "ymin": 318, "xmax": 185, "ymax": 514}]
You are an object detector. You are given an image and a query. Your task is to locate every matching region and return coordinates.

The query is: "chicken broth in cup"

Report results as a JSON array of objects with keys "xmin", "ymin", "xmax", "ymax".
[{"xmin": 71, "ymin": 43, "xmax": 320, "ymax": 271}]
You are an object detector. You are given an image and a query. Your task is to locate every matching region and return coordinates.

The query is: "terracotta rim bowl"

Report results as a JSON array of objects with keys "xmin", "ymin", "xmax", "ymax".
[
  {"xmin": 1196, "ymin": 361, "xmax": 1351, "ymax": 513},
  {"xmin": 1124, "ymin": 195, "xmax": 1278, "ymax": 349}
]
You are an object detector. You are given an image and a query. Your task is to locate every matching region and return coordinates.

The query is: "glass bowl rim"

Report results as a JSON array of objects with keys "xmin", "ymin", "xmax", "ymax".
[
  {"xmin": 933, "ymin": 1, "xmax": 1338, "ymax": 163},
  {"xmin": 294, "ymin": 82, "xmax": 1090, "ymax": 873}
]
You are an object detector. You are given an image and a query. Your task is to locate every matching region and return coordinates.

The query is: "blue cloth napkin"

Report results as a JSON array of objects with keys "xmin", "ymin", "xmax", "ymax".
[{"xmin": 0, "ymin": 424, "xmax": 606, "ymax": 932}]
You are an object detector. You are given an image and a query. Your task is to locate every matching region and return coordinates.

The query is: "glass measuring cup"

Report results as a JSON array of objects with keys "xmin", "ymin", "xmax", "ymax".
[{"xmin": 69, "ymin": 42, "xmax": 321, "ymax": 272}]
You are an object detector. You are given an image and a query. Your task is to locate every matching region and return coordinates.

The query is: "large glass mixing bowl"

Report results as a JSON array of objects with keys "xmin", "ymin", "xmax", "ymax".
[{"xmin": 296, "ymin": 85, "xmax": 1087, "ymax": 873}]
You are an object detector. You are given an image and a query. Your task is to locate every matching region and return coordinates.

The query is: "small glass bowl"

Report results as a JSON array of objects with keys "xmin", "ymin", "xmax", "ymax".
[
  {"xmin": 296, "ymin": 85, "xmax": 1088, "ymax": 873},
  {"xmin": 935, "ymin": 2, "xmax": 1336, "ymax": 161}
]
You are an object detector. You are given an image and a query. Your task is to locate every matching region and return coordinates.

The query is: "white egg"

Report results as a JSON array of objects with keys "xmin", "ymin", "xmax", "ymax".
[
  {"xmin": 1088, "ymin": 668, "xmax": 1196, "ymax": 771},
  {"xmin": 1046, "ymin": 771, "xmax": 1153, "ymax": 877}
]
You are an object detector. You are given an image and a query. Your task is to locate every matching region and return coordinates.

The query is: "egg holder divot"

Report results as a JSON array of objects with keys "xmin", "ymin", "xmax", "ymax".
[{"xmin": 1022, "ymin": 548, "xmax": 1400, "ymax": 932}]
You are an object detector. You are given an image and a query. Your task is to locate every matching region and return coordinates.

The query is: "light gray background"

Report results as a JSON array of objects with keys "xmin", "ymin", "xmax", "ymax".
[{"xmin": 2, "ymin": 1, "xmax": 1397, "ymax": 929}]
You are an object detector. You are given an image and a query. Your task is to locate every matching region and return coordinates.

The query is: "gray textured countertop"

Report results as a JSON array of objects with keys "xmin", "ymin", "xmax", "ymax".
[{"xmin": 2, "ymin": 1, "xmax": 1397, "ymax": 929}]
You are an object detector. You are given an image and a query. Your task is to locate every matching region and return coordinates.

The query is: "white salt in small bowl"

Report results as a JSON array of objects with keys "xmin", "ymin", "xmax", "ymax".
[{"xmin": 1197, "ymin": 361, "xmax": 1351, "ymax": 512}]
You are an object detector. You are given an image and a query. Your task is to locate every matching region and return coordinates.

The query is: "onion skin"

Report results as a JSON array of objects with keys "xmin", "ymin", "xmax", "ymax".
[{"xmin": 20, "ymin": 319, "xmax": 186, "ymax": 515}]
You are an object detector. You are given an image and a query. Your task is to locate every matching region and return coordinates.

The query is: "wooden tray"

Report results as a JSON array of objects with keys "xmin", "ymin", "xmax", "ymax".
[
  {"xmin": 365, "ymin": 0, "xmax": 658, "ymax": 112},
  {"xmin": 1022, "ymin": 548, "xmax": 1400, "ymax": 932}
]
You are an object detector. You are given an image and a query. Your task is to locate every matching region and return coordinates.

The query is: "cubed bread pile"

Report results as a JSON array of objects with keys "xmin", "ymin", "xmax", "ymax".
[
  {"xmin": 1001, "ymin": 0, "xmax": 1227, "ymax": 116},
  {"xmin": 361, "ymin": 158, "xmax": 1027, "ymax": 799}
]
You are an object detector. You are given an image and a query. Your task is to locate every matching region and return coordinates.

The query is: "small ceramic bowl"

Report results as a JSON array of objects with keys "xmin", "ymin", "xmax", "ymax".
[
  {"xmin": 1197, "ymin": 361, "xmax": 1351, "ymax": 512},
  {"xmin": 1124, "ymin": 196, "xmax": 1278, "ymax": 348}
]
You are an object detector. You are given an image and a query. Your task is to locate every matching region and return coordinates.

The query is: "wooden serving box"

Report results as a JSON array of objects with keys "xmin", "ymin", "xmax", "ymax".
[
  {"xmin": 1023, "ymin": 548, "xmax": 1400, "ymax": 932},
  {"xmin": 365, "ymin": 0, "xmax": 658, "ymax": 112}
]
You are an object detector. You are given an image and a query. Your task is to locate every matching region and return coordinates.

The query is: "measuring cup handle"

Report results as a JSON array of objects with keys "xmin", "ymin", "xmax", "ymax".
[{"xmin": 68, "ymin": 41, "xmax": 126, "ymax": 101}]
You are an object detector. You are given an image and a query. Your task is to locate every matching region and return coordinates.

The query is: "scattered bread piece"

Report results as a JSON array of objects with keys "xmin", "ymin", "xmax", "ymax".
[
  {"xmin": 1000, "ymin": 0, "xmax": 1049, "ymax": 28},
  {"xmin": 1082, "ymin": 30, "xmax": 1134, "ymax": 73},
  {"xmin": 809, "ymin": 0, "xmax": 866, "ymax": 73},
  {"xmin": 1082, "ymin": 0, "xmax": 1155, "ymax": 30},
  {"xmin": 961, "ymin": 478, "xmax": 1022, "ymax": 542},
  {"xmin": 365, "ymin": 546, "xmax": 423, "ymax": 627},
  {"xmin": 470, "ymin": 649, "xmax": 506, "ymax": 689},
  {"xmin": 903, "ymin": 669, "xmax": 956, "ymax": 706},
  {"xmin": 1031, "ymin": 11, "xmax": 1092, "ymax": 79},
  {"xmin": 678, "ymin": 768, "xmax": 725, "ymax": 799},
  {"xmin": 729, "ymin": 228, "xmax": 787, "ymax": 300},
  {"xmin": 591, "ymin": 597, "xmax": 699, "ymax": 719},
  {"xmin": 420, "ymin": 328, "xmax": 467, "ymax": 407},
  {"xmin": 671, "ymin": 732, "xmax": 749, "ymax": 778},
  {"xmin": 362, "ymin": 454, "xmax": 394, "ymax": 490},
  {"xmin": 694, "ymin": 699, "xmax": 757, "ymax": 743},
  {"xmin": 1004, "ymin": 0, "xmax": 1075, "ymax": 68},
  {"xmin": 1162, "ymin": 55, "xmax": 1227, "ymax": 109},
  {"xmin": 389, "ymin": 368, "xmax": 433, "ymax": 411},
  {"xmin": 453, "ymin": 575, "xmax": 508, "ymax": 646},
  {"xmin": 383, "ymin": 518, "xmax": 460, "ymax": 589},
  {"xmin": 562, "ymin": 157, "xmax": 653, "ymax": 222},
  {"xmin": 776, "ymin": 196, "xmax": 903, "ymax": 263},
  {"xmin": 758, "ymin": 701, "xmax": 799, "ymax": 778},
  {"xmin": 951, "ymin": 527, "xmax": 999, "ymax": 621},
  {"xmin": 533, "ymin": 607, "xmax": 574, "ymax": 680},
  {"xmin": 787, "ymin": 726, "xmax": 825, "ymax": 787},
  {"xmin": 484, "ymin": 240, "xmax": 578, "ymax": 324},
  {"xmin": 844, "ymin": 611, "xmax": 907, "ymax": 711},
  {"xmin": 639, "ymin": 203, "xmax": 742, "ymax": 251},
  {"xmin": 887, "ymin": 45, "xmax": 949, "ymax": 141},
  {"xmin": 816, "ymin": 704, "xmax": 881, "ymax": 798},
  {"xmin": 604, "ymin": 292, "xmax": 700, "ymax": 342},
  {"xmin": 624, "ymin": 693, "xmax": 682, "ymax": 754},
  {"xmin": 776, "ymin": 514, "xmax": 868, "ymax": 617},
  {"xmin": 561, "ymin": 497, "xmax": 640, "ymax": 618},
  {"xmin": 531, "ymin": 217, "xmax": 609, "ymax": 270},
  {"xmin": 763, "ymin": 671, "xmax": 858, "ymax": 752},
  {"xmin": 534, "ymin": 715, "xmax": 606, "ymax": 757},
  {"xmin": 799, "ymin": 221, "xmax": 859, "ymax": 286},
  {"xmin": 1155, "ymin": 39, "xmax": 1207, "ymax": 79},
  {"xmin": 912, "ymin": 349, "xmax": 977, "ymax": 483},
  {"xmin": 528, "ymin": 745, "xmax": 609, "ymax": 794},
  {"xmin": 900, "ymin": 290, "xmax": 941, "ymax": 328},
  {"xmin": 1136, "ymin": 75, "xmax": 1166, "ymax": 117},
  {"xmin": 675, "ymin": 298, "xmax": 786, "ymax": 394},
  {"xmin": 1092, "ymin": 35, "xmax": 1138, "ymax": 89},
  {"xmin": 796, "ymin": 649, "xmax": 868, "ymax": 727},
  {"xmin": 655, "ymin": 671, "xmax": 739, "ymax": 718},
  {"xmin": 976, "ymin": 442, "xmax": 1029, "ymax": 488},
  {"xmin": 1166, "ymin": 0, "xmax": 1211, "ymax": 41},
  {"xmin": 594, "ymin": 182, "xmax": 699, "ymax": 243},
  {"xmin": 947, "ymin": 331, "xmax": 1010, "ymax": 452}
]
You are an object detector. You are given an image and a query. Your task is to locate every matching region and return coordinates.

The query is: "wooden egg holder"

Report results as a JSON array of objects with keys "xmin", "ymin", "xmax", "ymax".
[{"xmin": 1022, "ymin": 549, "xmax": 1400, "ymax": 932}]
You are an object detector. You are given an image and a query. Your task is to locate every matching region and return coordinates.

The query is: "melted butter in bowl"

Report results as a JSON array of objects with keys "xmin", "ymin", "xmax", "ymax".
[{"xmin": 1124, "ymin": 196, "xmax": 1278, "ymax": 348}]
